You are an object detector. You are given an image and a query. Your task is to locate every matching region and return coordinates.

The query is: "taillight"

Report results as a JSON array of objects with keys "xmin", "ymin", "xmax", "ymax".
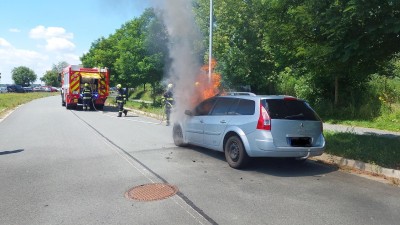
[{"xmin": 257, "ymin": 104, "xmax": 271, "ymax": 130}]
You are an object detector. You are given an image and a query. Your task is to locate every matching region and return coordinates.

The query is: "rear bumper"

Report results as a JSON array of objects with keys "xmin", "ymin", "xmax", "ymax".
[
  {"xmin": 244, "ymin": 132, "xmax": 325, "ymax": 158},
  {"xmin": 247, "ymin": 147, "xmax": 325, "ymax": 158}
]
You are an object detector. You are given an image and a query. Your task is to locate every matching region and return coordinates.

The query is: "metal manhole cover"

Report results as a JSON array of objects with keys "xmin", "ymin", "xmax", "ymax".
[{"xmin": 125, "ymin": 183, "xmax": 178, "ymax": 201}]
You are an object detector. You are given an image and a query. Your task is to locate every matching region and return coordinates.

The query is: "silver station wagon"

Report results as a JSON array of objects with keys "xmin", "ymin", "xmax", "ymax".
[{"xmin": 172, "ymin": 93, "xmax": 326, "ymax": 169}]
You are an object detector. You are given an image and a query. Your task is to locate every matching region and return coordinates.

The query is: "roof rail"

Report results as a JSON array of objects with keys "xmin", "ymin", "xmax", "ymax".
[{"xmin": 226, "ymin": 92, "xmax": 257, "ymax": 96}]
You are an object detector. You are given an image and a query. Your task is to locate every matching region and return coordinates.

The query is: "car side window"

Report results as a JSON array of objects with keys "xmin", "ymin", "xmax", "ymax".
[
  {"xmin": 194, "ymin": 98, "xmax": 217, "ymax": 116},
  {"xmin": 210, "ymin": 98, "xmax": 237, "ymax": 115},
  {"xmin": 232, "ymin": 99, "xmax": 255, "ymax": 115}
]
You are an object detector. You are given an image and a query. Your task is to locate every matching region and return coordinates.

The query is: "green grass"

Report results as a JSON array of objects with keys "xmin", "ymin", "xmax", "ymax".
[
  {"xmin": 0, "ymin": 92, "xmax": 58, "ymax": 118},
  {"xmin": 323, "ymin": 103, "xmax": 400, "ymax": 132},
  {"xmin": 324, "ymin": 131, "xmax": 400, "ymax": 170},
  {"xmin": 126, "ymin": 100, "xmax": 164, "ymax": 116}
]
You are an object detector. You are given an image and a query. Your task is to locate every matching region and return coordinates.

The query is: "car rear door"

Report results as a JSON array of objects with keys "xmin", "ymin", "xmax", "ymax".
[
  {"xmin": 264, "ymin": 98, "xmax": 323, "ymax": 148},
  {"xmin": 203, "ymin": 97, "xmax": 237, "ymax": 148}
]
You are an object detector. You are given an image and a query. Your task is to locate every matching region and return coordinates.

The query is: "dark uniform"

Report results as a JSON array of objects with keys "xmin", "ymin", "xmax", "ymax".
[
  {"xmin": 82, "ymin": 84, "xmax": 92, "ymax": 111},
  {"xmin": 116, "ymin": 85, "xmax": 128, "ymax": 117},
  {"xmin": 163, "ymin": 84, "xmax": 174, "ymax": 126}
]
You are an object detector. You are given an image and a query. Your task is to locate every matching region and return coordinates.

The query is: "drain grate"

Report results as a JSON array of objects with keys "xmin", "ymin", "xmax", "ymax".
[{"xmin": 125, "ymin": 183, "xmax": 178, "ymax": 201}]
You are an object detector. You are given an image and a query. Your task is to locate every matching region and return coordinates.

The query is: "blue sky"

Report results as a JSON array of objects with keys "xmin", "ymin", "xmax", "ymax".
[{"xmin": 0, "ymin": 0, "xmax": 149, "ymax": 84}]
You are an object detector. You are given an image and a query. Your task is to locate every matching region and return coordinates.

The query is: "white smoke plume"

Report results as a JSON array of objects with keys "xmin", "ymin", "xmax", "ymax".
[{"xmin": 148, "ymin": 0, "xmax": 204, "ymax": 122}]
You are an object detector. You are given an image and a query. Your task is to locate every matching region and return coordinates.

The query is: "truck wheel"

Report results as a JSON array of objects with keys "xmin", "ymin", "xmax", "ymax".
[
  {"xmin": 95, "ymin": 104, "xmax": 104, "ymax": 110},
  {"xmin": 61, "ymin": 94, "xmax": 65, "ymax": 106},
  {"xmin": 66, "ymin": 103, "xmax": 72, "ymax": 110},
  {"xmin": 224, "ymin": 135, "xmax": 250, "ymax": 169}
]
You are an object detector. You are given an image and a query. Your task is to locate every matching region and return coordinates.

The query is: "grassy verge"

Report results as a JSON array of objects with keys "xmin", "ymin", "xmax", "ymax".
[
  {"xmin": 323, "ymin": 104, "xmax": 400, "ymax": 132},
  {"xmin": 324, "ymin": 130, "xmax": 400, "ymax": 170},
  {"xmin": 0, "ymin": 92, "xmax": 58, "ymax": 118}
]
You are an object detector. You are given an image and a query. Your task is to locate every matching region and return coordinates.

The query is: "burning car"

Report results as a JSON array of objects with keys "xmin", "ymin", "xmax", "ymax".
[{"xmin": 172, "ymin": 93, "xmax": 326, "ymax": 169}]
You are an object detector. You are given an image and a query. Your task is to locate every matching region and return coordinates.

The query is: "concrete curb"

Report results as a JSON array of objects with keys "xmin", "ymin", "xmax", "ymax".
[
  {"xmin": 0, "ymin": 108, "xmax": 17, "ymax": 123},
  {"xmin": 312, "ymin": 153, "xmax": 400, "ymax": 185}
]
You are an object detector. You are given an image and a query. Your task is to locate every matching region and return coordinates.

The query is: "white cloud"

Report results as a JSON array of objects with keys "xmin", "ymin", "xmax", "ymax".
[
  {"xmin": 0, "ymin": 26, "xmax": 81, "ymax": 84},
  {"xmin": 0, "ymin": 37, "xmax": 80, "ymax": 84},
  {"xmin": 29, "ymin": 25, "xmax": 74, "ymax": 39},
  {"xmin": 46, "ymin": 37, "xmax": 76, "ymax": 51},
  {"xmin": 29, "ymin": 25, "xmax": 75, "ymax": 52},
  {"xmin": 9, "ymin": 28, "xmax": 21, "ymax": 33},
  {"xmin": 0, "ymin": 38, "xmax": 12, "ymax": 48}
]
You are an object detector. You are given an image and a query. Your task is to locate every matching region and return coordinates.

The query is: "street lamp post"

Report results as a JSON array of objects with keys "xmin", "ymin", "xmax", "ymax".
[{"xmin": 208, "ymin": 0, "xmax": 213, "ymax": 82}]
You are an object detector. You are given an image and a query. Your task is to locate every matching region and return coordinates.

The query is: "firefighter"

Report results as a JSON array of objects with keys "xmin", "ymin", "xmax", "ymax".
[
  {"xmin": 82, "ymin": 83, "xmax": 92, "ymax": 111},
  {"xmin": 116, "ymin": 84, "xmax": 128, "ymax": 117},
  {"xmin": 162, "ymin": 83, "xmax": 174, "ymax": 126}
]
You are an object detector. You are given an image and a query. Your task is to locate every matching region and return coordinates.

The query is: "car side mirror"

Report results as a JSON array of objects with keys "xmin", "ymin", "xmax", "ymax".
[{"xmin": 184, "ymin": 110, "xmax": 193, "ymax": 116}]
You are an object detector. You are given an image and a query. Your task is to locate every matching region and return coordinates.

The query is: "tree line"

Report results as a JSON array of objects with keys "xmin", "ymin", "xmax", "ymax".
[
  {"xmin": 81, "ymin": 1, "xmax": 400, "ymax": 119},
  {"xmin": 11, "ymin": 1, "xmax": 400, "ymax": 119},
  {"xmin": 10, "ymin": 61, "xmax": 69, "ymax": 87}
]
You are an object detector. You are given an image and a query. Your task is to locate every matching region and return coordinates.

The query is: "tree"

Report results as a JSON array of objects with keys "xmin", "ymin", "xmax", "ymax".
[
  {"xmin": 264, "ymin": 0, "xmax": 400, "ymax": 106},
  {"xmin": 40, "ymin": 61, "xmax": 69, "ymax": 86},
  {"xmin": 12, "ymin": 66, "xmax": 37, "ymax": 86},
  {"xmin": 194, "ymin": 0, "xmax": 276, "ymax": 94},
  {"xmin": 52, "ymin": 61, "xmax": 69, "ymax": 73},
  {"xmin": 113, "ymin": 8, "xmax": 169, "ymax": 90},
  {"xmin": 140, "ymin": 8, "xmax": 169, "ymax": 100},
  {"xmin": 81, "ymin": 37, "xmax": 118, "ymax": 85},
  {"xmin": 41, "ymin": 70, "xmax": 59, "ymax": 87}
]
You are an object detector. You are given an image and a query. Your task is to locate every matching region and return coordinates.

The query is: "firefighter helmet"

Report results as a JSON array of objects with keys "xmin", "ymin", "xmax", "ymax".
[
  {"xmin": 116, "ymin": 84, "xmax": 121, "ymax": 89},
  {"xmin": 84, "ymin": 83, "xmax": 89, "ymax": 87}
]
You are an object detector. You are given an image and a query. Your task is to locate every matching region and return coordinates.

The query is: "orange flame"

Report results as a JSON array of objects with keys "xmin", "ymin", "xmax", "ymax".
[{"xmin": 191, "ymin": 58, "xmax": 222, "ymax": 107}]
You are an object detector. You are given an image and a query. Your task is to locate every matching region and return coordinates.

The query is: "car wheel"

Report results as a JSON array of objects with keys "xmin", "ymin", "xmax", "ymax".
[
  {"xmin": 173, "ymin": 125, "xmax": 186, "ymax": 147},
  {"xmin": 224, "ymin": 135, "xmax": 250, "ymax": 169}
]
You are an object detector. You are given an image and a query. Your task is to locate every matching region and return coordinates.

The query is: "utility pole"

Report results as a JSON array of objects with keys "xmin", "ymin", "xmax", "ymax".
[{"xmin": 208, "ymin": 0, "xmax": 213, "ymax": 83}]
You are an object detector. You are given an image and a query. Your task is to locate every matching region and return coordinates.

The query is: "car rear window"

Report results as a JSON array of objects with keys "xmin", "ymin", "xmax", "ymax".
[{"xmin": 263, "ymin": 99, "xmax": 320, "ymax": 121}]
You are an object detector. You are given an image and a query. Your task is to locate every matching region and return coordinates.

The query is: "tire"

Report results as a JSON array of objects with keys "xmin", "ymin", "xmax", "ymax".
[
  {"xmin": 224, "ymin": 135, "xmax": 250, "ymax": 169},
  {"xmin": 173, "ymin": 125, "xmax": 186, "ymax": 147},
  {"xmin": 66, "ymin": 102, "xmax": 74, "ymax": 110},
  {"xmin": 95, "ymin": 104, "xmax": 104, "ymax": 110},
  {"xmin": 61, "ymin": 93, "xmax": 65, "ymax": 106}
]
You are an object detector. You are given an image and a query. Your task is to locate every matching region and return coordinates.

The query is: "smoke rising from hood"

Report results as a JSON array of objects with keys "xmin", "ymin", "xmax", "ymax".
[{"xmin": 149, "ymin": 0, "xmax": 204, "ymax": 122}]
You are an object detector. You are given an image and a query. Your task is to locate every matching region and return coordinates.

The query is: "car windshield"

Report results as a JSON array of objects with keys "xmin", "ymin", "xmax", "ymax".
[{"xmin": 262, "ymin": 99, "xmax": 320, "ymax": 121}]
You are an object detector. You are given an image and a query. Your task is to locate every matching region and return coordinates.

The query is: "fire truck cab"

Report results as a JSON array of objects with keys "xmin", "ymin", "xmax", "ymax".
[{"xmin": 60, "ymin": 65, "xmax": 109, "ymax": 110}]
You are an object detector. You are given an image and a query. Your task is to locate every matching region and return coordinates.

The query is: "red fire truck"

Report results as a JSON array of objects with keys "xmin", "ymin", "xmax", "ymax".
[{"xmin": 60, "ymin": 65, "xmax": 109, "ymax": 110}]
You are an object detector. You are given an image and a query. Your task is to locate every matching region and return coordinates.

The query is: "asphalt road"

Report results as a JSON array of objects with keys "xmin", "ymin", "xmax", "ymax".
[{"xmin": 1, "ymin": 96, "xmax": 399, "ymax": 225}]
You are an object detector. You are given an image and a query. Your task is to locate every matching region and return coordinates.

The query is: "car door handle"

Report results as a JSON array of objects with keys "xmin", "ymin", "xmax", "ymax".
[{"xmin": 220, "ymin": 120, "xmax": 227, "ymax": 124}]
